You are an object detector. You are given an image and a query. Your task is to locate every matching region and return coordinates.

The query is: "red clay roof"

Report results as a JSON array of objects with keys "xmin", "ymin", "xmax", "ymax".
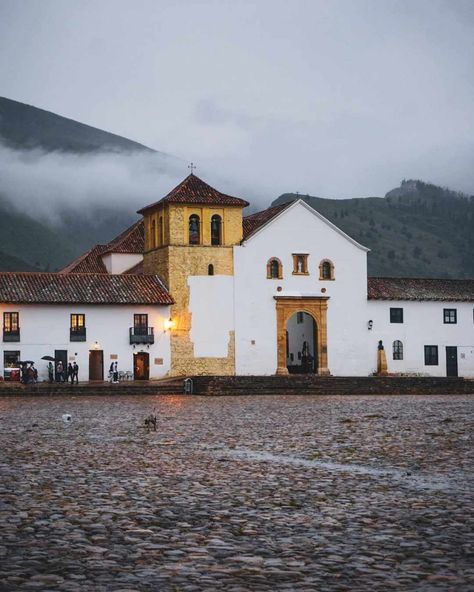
[
  {"xmin": 137, "ymin": 174, "xmax": 249, "ymax": 213},
  {"xmin": 58, "ymin": 244, "xmax": 108, "ymax": 274},
  {"xmin": 59, "ymin": 220, "xmax": 145, "ymax": 274},
  {"xmin": 368, "ymin": 277, "xmax": 474, "ymax": 301},
  {"xmin": 102, "ymin": 219, "xmax": 144, "ymax": 254},
  {"xmin": 0, "ymin": 272, "xmax": 173, "ymax": 305},
  {"xmin": 243, "ymin": 202, "xmax": 293, "ymax": 240}
]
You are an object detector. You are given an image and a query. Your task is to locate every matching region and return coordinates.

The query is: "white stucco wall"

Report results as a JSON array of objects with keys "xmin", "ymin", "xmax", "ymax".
[
  {"xmin": 102, "ymin": 253, "xmax": 143, "ymax": 274},
  {"xmin": 234, "ymin": 201, "xmax": 370, "ymax": 376},
  {"xmin": 0, "ymin": 303, "xmax": 171, "ymax": 382},
  {"xmin": 367, "ymin": 300, "xmax": 474, "ymax": 377},
  {"xmin": 188, "ymin": 275, "xmax": 234, "ymax": 357}
]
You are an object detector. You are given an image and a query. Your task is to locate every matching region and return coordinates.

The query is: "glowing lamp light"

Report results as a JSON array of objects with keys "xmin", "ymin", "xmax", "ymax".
[{"xmin": 164, "ymin": 318, "xmax": 175, "ymax": 332}]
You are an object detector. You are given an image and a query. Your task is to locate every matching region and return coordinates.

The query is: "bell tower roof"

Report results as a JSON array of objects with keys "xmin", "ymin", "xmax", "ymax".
[{"xmin": 137, "ymin": 174, "xmax": 249, "ymax": 214}]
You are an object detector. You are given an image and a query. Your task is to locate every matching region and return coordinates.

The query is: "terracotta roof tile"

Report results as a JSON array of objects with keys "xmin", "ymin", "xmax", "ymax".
[
  {"xmin": 103, "ymin": 219, "xmax": 144, "ymax": 254},
  {"xmin": 0, "ymin": 272, "xmax": 173, "ymax": 305},
  {"xmin": 368, "ymin": 277, "xmax": 474, "ymax": 301},
  {"xmin": 58, "ymin": 244, "xmax": 108, "ymax": 274},
  {"xmin": 137, "ymin": 174, "xmax": 249, "ymax": 213},
  {"xmin": 59, "ymin": 220, "xmax": 145, "ymax": 274},
  {"xmin": 243, "ymin": 202, "xmax": 293, "ymax": 239}
]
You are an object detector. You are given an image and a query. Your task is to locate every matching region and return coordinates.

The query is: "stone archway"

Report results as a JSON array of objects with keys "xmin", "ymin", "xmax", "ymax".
[{"xmin": 275, "ymin": 296, "xmax": 330, "ymax": 376}]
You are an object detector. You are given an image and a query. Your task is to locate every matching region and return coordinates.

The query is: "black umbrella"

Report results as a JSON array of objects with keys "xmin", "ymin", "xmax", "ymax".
[
  {"xmin": 41, "ymin": 356, "xmax": 56, "ymax": 361},
  {"xmin": 19, "ymin": 361, "xmax": 35, "ymax": 365}
]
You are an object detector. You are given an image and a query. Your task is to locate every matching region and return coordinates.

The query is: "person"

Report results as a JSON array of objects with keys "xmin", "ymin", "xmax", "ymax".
[
  {"xmin": 56, "ymin": 360, "xmax": 64, "ymax": 383},
  {"xmin": 113, "ymin": 361, "xmax": 119, "ymax": 384},
  {"xmin": 32, "ymin": 363, "xmax": 38, "ymax": 383},
  {"xmin": 67, "ymin": 362, "xmax": 74, "ymax": 384},
  {"xmin": 72, "ymin": 361, "xmax": 79, "ymax": 384},
  {"xmin": 48, "ymin": 362, "xmax": 54, "ymax": 383},
  {"xmin": 109, "ymin": 361, "xmax": 114, "ymax": 382}
]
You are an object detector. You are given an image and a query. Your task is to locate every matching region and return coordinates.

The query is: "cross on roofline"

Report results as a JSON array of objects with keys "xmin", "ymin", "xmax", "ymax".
[{"xmin": 188, "ymin": 162, "xmax": 196, "ymax": 175}]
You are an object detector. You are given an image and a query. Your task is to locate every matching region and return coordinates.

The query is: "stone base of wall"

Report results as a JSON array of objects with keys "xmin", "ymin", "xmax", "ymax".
[
  {"xmin": 187, "ymin": 375, "xmax": 474, "ymax": 396},
  {"xmin": 0, "ymin": 378, "xmax": 184, "ymax": 397}
]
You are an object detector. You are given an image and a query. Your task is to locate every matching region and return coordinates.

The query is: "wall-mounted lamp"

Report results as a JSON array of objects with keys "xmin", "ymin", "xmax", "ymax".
[
  {"xmin": 164, "ymin": 318, "xmax": 175, "ymax": 332},
  {"xmin": 368, "ymin": 320, "xmax": 373, "ymax": 331},
  {"xmin": 91, "ymin": 341, "xmax": 100, "ymax": 350}
]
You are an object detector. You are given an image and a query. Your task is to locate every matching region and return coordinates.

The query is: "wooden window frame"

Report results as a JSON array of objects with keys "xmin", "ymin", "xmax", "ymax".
[
  {"xmin": 3, "ymin": 312, "xmax": 19, "ymax": 334},
  {"xmin": 393, "ymin": 340, "xmax": 403, "ymax": 360},
  {"xmin": 292, "ymin": 254, "xmax": 309, "ymax": 275},
  {"xmin": 390, "ymin": 308, "xmax": 404, "ymax": 323},
  {"xmin": 319, "ymin": 259, "xmax": 335, "ymax": 281},
  {"xmin": 70, "ymin": 313, "xmax": 86, "ymax": 341},
  {"xmin": 424, "ymin": 345, "xmax": 438, "ymax": 366},
  {"xmin": 267, "ymin": 258, "xmax": 283, "ymax": 279},
  {"xmin": 443, "ymin": 308, "xmax": 457, "ymax": 324}
]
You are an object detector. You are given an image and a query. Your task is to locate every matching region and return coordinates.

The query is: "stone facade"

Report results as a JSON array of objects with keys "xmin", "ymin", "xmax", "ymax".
[{"xmin": 144, "ymin": 203, "xmax": 243, "ymax": 376}]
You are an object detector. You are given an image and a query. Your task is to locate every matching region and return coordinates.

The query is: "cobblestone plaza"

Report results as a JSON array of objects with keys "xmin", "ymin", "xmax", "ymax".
[{"xmin": 1, "ymin": 394, "xmax": 473, "ymax": 591}]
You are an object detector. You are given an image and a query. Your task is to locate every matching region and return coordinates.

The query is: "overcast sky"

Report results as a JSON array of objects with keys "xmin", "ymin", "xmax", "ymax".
[{"xmin": 1, "ymin": 0, "xmax": 473, "ymax": 201}]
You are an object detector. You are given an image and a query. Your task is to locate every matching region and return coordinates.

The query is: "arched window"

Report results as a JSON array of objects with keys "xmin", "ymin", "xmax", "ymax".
[
  {"xmin": 393, "ymin": 340, "xmax": 403, "ymax": 360},
  {"xmin": 158, "ymin": 216, "xmax": 163, "ymax": 246},
  {"xmin": 150, "ymin": 220, "xmax": 156, "ymax": 249},
  {"xmin": 211, "ymin": 215, "xmax": 222, "ymax": 246},
  {"xmin": 266, "ymin": 258, "xmax": 283, "ymax": 279},
  {"xmin": 189, "ymin": 215, "xmax": 200, "ymax": 245},
  {"xmin": 208, "ymin": 264, "xmax": 214, "ymax": 276},
  {"xmin": 319, "ymin": 260, "xmax": 334, "ymax": 280}
]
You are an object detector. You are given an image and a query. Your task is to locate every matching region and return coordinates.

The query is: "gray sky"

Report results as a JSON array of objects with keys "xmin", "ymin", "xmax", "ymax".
[{"xmin": 1, "ymin": 0, "xmax": 474, "ymax": 201}]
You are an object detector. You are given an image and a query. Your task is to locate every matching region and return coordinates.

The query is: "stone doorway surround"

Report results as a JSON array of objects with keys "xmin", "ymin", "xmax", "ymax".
[{"xmin": 274, "ymin": 296, "xmax": 330, "ymax": 376}]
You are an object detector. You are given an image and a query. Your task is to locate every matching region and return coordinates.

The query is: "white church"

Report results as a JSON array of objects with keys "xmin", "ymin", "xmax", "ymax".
[{"xmin": 1, "ymin": 173, "xmax": 473, "ymax": 382}]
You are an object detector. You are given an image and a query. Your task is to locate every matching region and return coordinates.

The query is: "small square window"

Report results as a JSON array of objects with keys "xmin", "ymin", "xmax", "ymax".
[
  {"xmin": 292, "ymin": 254, "xmax": 309, "ymax": 275},
  {"xmin": 443, "ymin": 309, "xmax": 457, "ymax": 324},
  {"xmin": 390, "ymin": 308, "xmax": 403, "ymax": 323},
  {"xmin": 424, "ymin": 345, "xmax": 438, "ymax": 366}
]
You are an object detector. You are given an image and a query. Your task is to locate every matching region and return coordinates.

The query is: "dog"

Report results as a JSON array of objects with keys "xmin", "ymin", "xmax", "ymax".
[{"xmin": 144, "ymin": 413, "xmax": 157, "ymax": 432}]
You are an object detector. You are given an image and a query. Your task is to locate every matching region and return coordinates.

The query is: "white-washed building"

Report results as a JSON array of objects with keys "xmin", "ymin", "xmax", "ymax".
[{"xmin": 1, "ymin": 174, "xmax": 473, "ymax": 381}]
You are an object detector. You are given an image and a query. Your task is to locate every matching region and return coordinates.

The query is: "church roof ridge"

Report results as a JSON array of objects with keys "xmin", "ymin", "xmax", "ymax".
[{"xmin": 137, "ymin": 174, "xmax": 249, "ymax": 213}]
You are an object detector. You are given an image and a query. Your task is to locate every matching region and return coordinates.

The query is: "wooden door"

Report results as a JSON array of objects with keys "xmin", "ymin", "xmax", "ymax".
[
  {"xmin": 446, "ymin": 347, "xmax": 458, "ymax": 377},
  {"xmin": 134, "ymin": 352, "xmax": 149, "ymax": 380},
  {"xmin": 89, "ymin": 350, "xmax": 104, "ymax": 381}
]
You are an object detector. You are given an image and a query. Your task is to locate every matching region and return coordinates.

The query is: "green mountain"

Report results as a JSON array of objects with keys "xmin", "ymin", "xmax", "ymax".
[
  {"xmin": 272, "ymin": 180, "xmax": 474, "ymax": 279},
  {"xmin": 0, "ymin": 96, "xmax": 178, "ymax": 271},
  {"xmin": 0, "ymin": 96, "xmax": 156, "ymax": 154},
  {"xmin": 1, "ymin": 97, "xmax": 472, "ymax": 278}
]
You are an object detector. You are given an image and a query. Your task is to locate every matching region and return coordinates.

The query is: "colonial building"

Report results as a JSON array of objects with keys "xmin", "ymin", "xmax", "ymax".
[{"xmin": 1, "ymin": 174, "xmax": 473, "ymax": 382}]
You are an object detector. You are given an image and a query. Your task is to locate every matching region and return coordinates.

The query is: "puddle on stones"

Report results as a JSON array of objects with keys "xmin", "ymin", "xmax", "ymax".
[{"xmin": 211, "ymin": 447, "xmax": 465, "ymax": 493}]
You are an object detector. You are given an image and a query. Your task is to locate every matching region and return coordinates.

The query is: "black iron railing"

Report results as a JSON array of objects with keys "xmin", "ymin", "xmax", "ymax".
[
  {"xmin": 3, "ymin": 329, "xmax": 20, "ymax": 342},
  {"xmin": 129, "ymin": 326, "xmax": 154, "ymax": 345}
]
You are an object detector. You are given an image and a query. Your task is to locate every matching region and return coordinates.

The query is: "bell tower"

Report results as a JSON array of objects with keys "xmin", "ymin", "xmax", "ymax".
[{"xmin": 138, "ymin": 173, "xmax": 249, "ymax": 376}]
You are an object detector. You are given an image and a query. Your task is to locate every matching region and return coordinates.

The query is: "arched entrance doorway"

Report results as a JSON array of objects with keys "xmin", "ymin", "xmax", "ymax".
[
  {"xmin": 286, "ymin": 312, "xmax": 317, "ymax": 374},
  {"xmin": 275, "ymin": 296, "xmax": 330, "ymax": 376}
]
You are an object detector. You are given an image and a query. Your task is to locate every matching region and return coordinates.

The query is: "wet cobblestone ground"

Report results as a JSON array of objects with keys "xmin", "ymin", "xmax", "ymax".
[{"xmin": 0, "ymin": 394, "xmax": 473, "ymax": 591}]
